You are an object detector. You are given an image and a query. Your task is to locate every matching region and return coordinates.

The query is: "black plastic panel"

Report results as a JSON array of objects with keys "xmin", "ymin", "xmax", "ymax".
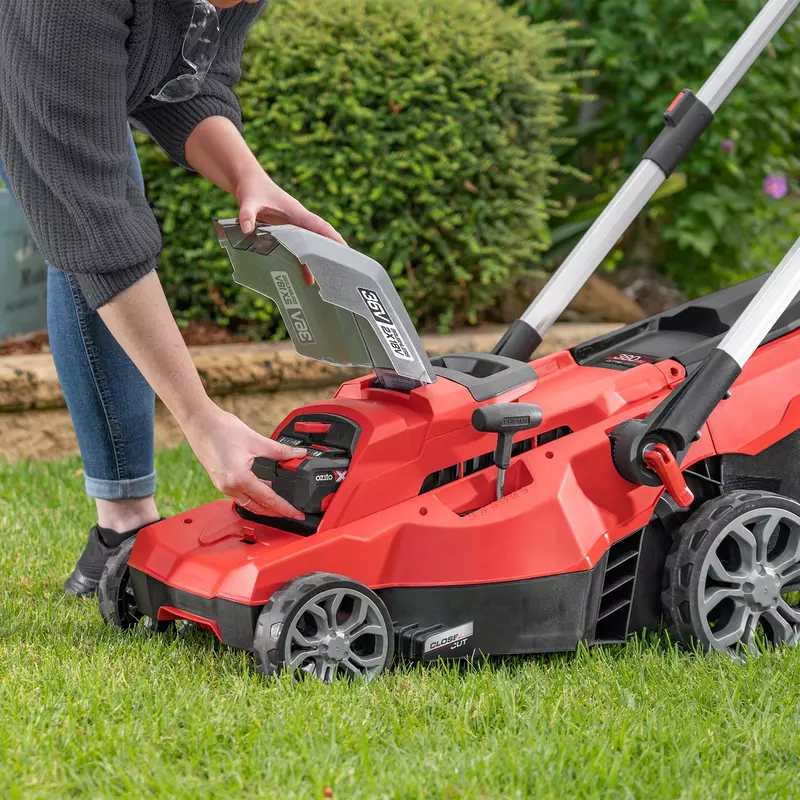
[
  {"xmin": 627, "ymin": 519, "xmax": 672, "ymax": 636},
  {"xmin": 431, "ymin": 352, "xmax": 536, "ymax": 401},
  {"xmin": 571, "ymin": 274, "xmax": 800, "ymax": 371},
  {"xmin": 721, "ymin": 429, "xmax": 800, "ymax": 503},
  {"xmin": 130, "ymin": 568, "xmax": 261, "ymax": 651},
  {"xmin": 236, "ymin": 505, "xmax": 321, "ymax": 536},
  {"xmin": 380, "ymin": 567, "xmax": 603, "ymax": 656}
]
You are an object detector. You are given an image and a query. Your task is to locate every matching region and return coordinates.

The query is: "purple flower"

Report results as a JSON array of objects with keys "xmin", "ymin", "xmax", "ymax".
[
  {"xmin": 764, "ymin": 174, "xmax": 789, "ymax": 200},
  {"xmin": 721, "ymin": 139, "xmax": 735, "ymax": 153}
]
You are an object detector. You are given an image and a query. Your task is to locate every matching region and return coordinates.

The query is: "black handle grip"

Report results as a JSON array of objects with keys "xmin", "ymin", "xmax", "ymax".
[{"xmin": 472, "ymin": 403, "xmax": 543, "ymax": 435}]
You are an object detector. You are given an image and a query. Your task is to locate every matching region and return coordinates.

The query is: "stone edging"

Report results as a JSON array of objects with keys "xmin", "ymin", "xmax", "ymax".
[{"xmin": 0, "ymin": 324, "xmax": 619, "ymax": 413}]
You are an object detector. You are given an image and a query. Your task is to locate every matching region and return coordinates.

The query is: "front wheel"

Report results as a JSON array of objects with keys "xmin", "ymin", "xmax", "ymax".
[
  {"xmin": 98, "ymin": 537, "xmax": 171, "ymax": 633},
  {"xmin": 253, "ymin": 572, "xmax": 394, "ymax": 683}
]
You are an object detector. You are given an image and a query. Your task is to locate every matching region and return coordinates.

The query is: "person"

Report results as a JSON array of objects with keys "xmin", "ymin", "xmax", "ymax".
[{"xmin": 0, "ymin": 0, "xmax": 344, "ymax": 595}]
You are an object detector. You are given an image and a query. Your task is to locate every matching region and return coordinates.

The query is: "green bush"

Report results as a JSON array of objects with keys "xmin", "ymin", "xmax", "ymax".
[
  {"xmin": 137, "ymin": 0, "xmax": 580, "ymax": 336},
  {"xmin": 511, "ymin": 0, "xmax": 800, "ymax": 296}
]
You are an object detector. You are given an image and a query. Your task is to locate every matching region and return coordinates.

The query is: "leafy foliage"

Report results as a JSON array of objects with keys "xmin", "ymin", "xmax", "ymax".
[
  {"xmin": 511, "ymin": 0, "xmax": 800, "ymax": 295},
  {"xmin": 137, "ymin": 0, "xmax": 580, "ymax": 335}
]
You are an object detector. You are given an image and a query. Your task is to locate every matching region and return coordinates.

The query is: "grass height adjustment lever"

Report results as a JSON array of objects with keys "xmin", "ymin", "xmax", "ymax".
[{"xmin": 472, "ymin": 403, "xmax": 543, "ymax": 500}]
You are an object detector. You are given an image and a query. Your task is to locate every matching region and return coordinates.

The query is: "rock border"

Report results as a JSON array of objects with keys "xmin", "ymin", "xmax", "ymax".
[{"xmin": 0, "ymin": 323, "xmax": 619, "ymax": 413}]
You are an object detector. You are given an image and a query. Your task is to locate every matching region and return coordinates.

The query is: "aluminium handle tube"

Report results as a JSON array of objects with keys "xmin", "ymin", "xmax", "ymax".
[{"xmin": 494, "ymin": 0, "xmax": 799, "ymax": 362}]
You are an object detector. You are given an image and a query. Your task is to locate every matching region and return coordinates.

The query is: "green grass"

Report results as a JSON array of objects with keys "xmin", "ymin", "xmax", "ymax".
[{"xmin": 2, "ymin": 448, "xmax": 800, "ymax": 799}]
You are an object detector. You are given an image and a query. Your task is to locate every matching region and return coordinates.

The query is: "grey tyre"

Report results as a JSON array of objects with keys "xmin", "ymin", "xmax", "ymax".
[
  {"xmin": 98, "ymin": 537, "xmax": 171, "ymax": 633},
  {"xmin": 253, "ymin": 572, "xmax": 394, "ymax": 683},
  {"xmin": 662, "ymin": 491, "xmax": 800, "ymax": 655}
]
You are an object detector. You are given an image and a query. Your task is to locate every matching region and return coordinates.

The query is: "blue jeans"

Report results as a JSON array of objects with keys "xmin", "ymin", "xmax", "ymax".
[{"xmin": 0, "ymin": 130, "xmax": 157, "ymax": 500}]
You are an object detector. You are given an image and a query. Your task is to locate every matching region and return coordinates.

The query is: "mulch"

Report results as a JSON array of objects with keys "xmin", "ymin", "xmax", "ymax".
[{"xmin": 0, "ymin": 320, "xmax": 248, "ymax": 356}]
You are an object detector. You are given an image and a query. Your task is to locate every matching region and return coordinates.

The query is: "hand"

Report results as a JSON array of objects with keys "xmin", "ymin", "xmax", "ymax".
[
  {"xmin": 237, "ymin": 171, "xmax": 346, "ymax": 246},
  {"xmin": 183, "ymin": 401, "xmax": 308, "ymax": 520}
]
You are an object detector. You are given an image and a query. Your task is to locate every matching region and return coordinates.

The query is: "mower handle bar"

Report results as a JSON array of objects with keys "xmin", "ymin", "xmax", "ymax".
[
  {"xmin": 610, "ymin": 232, "xmax": 800, "ymax": 498},
  {"xmin": 495, "ymin": 0, "xmax": 799, "ymax": 362},
  {"xmin": 719, "ymin": 235, "xmax": 800, "ymax": 368}
]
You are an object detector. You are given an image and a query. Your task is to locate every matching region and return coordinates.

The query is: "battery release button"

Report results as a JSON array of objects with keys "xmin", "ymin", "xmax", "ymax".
[{"xmin": 294, "ymin": 421, "xmax": 332, "ymax": 435}]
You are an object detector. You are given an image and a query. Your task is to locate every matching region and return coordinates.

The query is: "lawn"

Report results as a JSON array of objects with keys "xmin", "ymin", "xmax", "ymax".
[{"xmin": 2, "ymin": 447, "xmax": 800, "ymax": 799}]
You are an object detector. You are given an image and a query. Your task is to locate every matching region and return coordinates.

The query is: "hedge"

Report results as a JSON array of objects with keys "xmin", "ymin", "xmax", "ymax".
[
  {"xmin": 512, "ymin": 0, "xmax": 800, "ymax": 297},
  {"xmin": 136, "ymin": 0, "xmax": 581, "ymax": 336}
]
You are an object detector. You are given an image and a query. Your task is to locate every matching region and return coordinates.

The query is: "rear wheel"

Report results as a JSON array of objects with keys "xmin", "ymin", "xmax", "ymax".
[
  {"xmin": 254, "ymin": 572, "xmax": 394, "ymax": 683},
  {"xmin": 662, "ymin": 491, "xmax": 800, "ymax": 655},
  {"xmin": 98, "ymin": 538, "xmax": 171, "ymax": 632}
]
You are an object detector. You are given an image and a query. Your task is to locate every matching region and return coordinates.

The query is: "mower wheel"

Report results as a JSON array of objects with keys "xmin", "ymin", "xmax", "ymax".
[
  {"xmin": 662, "ymin": 491, "xmax": 800, "ymax": 655},
  {"xmin": 253, "ymin": 572, "xmax": 394, "ymax": 683},
  {"xmin": 98, "ymin": 537, "xmax": 171, "ymax": 633}
]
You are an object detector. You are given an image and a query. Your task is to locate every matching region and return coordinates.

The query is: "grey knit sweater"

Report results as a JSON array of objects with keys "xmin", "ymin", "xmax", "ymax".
[{"xmin": 0, "ymin": 0, "xmax": 264, "ymax": 309}]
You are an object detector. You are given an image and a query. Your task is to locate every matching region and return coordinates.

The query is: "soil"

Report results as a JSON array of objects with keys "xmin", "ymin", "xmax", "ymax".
[
  {"xmin": 0, "ymin": 331, "xmax": 50, "ymax": 356},
  {"xmin": 0, "ymin": 320, "xmax": 249, "ymax": 356}
]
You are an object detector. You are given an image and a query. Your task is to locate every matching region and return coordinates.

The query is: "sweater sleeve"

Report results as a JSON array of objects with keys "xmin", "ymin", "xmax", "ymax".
[
  {"xmin": 130, "ymin": 1, "xmax": 266, "ymax": 169},
  {"xmin": 0, "ymin": 0, "xmax": 163, "ymax": 310}
]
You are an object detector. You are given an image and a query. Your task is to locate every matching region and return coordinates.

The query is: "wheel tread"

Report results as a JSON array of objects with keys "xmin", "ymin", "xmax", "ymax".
[
  {"xmin": 661, "ymin": 490, "xmax": 800, "ymax": 652},
  {"xmin": 252, "ymin": 571, "xmax": 393, "ymax": 681}
]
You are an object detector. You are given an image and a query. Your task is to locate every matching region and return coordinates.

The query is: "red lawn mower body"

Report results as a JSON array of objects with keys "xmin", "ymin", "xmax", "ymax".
[{"xmin": 127, "ymin": 294, "xmax": 800, "ymax": 658}]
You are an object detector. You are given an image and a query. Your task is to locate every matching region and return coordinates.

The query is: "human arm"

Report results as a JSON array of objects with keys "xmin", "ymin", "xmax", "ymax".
[
  {"xmin": 0, "ymin": 0, "xmax": 161, "ymax": 309},
  {"xmin": 97, "ymin": 272, "xmax": 308, "ymax": 519},
  {"xmin": 132, "ymin": 1, "xmax": 344, "ymax": 244},
  {"xmin": 0, "ymin": 1, "xmax": 309, "ymax": 517},
  {"xmin": 185, "ymin": 116, "xmax": 345, "ymax": 242}
]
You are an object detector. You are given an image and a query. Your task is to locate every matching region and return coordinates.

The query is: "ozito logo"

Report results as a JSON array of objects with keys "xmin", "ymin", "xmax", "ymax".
[
  {"xmin": 315, "ymin": 470, "xmax": 348, "ymax": 483},
  {"xmin": 604, "ymin": 351, "xmax": 658, "ymax": 369},
  {"xmin": 357, "ymin": 288, "xmax": 414, "ymax": 362},
  {"xmin": 272, "ymin": 272, "xmax": 315, "ymax": 344}
]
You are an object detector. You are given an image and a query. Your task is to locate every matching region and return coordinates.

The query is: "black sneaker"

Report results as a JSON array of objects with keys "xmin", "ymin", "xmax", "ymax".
[{"xmin": 63, "ymin": 521, "xmax": 160, "ymax": 597}]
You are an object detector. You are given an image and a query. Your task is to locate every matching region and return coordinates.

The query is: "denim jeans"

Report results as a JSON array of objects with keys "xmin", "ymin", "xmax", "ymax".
[{"xmin": 0, "ymin": 130, "xmax": 157, "ymax": 500}]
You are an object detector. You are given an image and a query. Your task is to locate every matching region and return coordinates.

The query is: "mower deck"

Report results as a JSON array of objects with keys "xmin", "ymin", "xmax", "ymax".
[{"xmin": 100, "ymin": 3, "xmax": 800, "ymax": 677}]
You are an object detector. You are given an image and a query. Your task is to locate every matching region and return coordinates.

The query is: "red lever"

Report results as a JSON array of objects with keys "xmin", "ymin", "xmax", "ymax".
[
  {"xmin": 294, "ymin": 421, "xmax": 331, "ymax": 435},
  {"xmin": 279, "ymin": 456, "xmax": 307, "ymax": 472},
  {"xmin": 666, "ymin": 90, "xmax": 684, "ymax": 113},
  {"xmin": 643, "ymin": 443, "xmax": 694, "ymax": 508}
]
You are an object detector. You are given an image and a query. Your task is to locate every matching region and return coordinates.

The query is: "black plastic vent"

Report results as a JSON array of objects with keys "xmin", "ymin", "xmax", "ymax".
[
  {"xmin": 420, "ymin": 464, "xmax": 460, "ymax": 494},
  {"xmin": 536, "ymin": 426, "xmax": 573, "ymax": 446},
  {"xmin": 420, "ymin": 439, "xmax": 534, "ymax": 495},
  {"xmin": 594, "ymin": 529, "xmax": 642, "ymax": 643}
]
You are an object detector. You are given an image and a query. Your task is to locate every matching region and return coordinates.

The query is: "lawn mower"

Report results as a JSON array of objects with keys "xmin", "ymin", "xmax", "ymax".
[{"xmin": 99, "ymin": 0, "xmax": 800, "ymax": 681}]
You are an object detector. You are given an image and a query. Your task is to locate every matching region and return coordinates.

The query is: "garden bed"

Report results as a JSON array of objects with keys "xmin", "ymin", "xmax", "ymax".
[{"xmin": 0, "ymin": 323, "xmax": 618, "ymax": 461}]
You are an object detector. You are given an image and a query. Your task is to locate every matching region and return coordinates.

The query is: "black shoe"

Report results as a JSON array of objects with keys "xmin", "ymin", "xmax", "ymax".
[{"xmin": 63, "ymin": 521, "xmax": 160, "ymax": 597}]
